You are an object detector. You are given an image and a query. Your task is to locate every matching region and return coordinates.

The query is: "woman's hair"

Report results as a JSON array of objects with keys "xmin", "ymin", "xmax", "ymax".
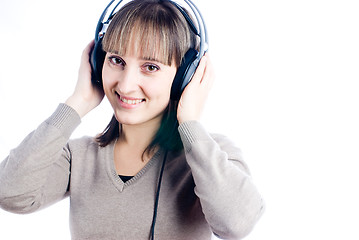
[{"xmin": 96, "ymin": 0, "xmax": 198, "ymax": 155}]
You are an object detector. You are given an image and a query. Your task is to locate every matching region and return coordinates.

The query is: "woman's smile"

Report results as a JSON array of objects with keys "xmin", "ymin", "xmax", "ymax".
[{"xmin": 116, "ymin": 93, "xmax": 146, "ymax": 109}]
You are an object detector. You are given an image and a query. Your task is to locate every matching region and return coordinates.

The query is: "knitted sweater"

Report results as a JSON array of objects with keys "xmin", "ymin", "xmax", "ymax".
[{"xmin": 0, "ymin": 104, "xmax": 264, "ymax": 240}]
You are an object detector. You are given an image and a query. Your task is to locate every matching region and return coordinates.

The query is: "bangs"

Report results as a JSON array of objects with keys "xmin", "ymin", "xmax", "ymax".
[{"xmin": 102, "ymin": 1, "xmax": 192, "ymax": 67}]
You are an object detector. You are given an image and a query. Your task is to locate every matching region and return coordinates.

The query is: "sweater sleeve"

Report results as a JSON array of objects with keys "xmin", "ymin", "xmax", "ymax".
[
  {"xmin": 178, "ymin": 121, "xmax": 265, "ymax": 240},
  {"xmin": 0, "ymin": 104, "xmax": 81, "ymax": 214}
]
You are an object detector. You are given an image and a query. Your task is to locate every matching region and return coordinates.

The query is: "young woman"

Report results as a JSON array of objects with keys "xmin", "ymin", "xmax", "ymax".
[{"xmin": 0, "ymin": 0, "xmax": 264, "ymax": 239}]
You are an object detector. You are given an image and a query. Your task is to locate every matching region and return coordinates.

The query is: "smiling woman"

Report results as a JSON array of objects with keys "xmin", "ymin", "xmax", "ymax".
[
  {"xmin": 0, "ymin": 0, "xmax": 264, "ymax": 240},
  {"xmin": 2, "ymin": 0, "xmax": 359, "ymax": 239}
]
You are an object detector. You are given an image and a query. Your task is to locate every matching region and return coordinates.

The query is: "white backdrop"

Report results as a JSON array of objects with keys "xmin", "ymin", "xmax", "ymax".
[{"xmin": 1, "ymin": 0, "xmax": 359, "ymax": 239}]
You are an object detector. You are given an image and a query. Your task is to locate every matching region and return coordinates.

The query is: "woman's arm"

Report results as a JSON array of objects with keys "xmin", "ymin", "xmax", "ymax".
[
  {"xmin": 178, "ymin": 121, "xmax": 265, "ymax": 239},
  {"xmin": 0, "ymin": 41, "xmax": 102, "ymax": 214},
  {"xmin": 177, "ymin": 55, "xmax": 264, "ymax": 239},
  {"xmin": 0, "ymin": 104, "xmax": 80, "ymax": 213}
]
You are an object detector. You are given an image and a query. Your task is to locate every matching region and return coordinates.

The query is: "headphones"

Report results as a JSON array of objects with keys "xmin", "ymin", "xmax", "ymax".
[{"xmin": 90, "ymin": 0, "xmax": 208, "ymax": 100}]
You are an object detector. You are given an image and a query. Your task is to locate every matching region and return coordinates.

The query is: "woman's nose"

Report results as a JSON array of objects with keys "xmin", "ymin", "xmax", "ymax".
[{"xmin": 116, "ymin": 66, "xmax": 139, "ymax": 94}]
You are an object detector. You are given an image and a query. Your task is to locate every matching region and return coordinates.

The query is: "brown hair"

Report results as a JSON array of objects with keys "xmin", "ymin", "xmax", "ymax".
[
  {"xmin": 102, "ymin": 0, "xmax": 196, "ymax": 67},
  {"xmin": 96, "ymin": 0, "xmax": 198, "ymax": 154}
]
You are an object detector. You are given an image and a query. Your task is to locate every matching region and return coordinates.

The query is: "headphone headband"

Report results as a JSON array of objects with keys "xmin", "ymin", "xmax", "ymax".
[{"xmin": 95, "ymin": 0, "xmax": 208, "ymax": 57}]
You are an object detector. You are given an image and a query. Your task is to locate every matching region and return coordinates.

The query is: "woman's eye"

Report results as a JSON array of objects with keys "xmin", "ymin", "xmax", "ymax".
[
  {"xmin": 143, "ymin": 64, "xmax": 160, "ymax": 72},
  {"xmin": 109, "ymin": 56, "xmax": 124, "ymax": 66}
]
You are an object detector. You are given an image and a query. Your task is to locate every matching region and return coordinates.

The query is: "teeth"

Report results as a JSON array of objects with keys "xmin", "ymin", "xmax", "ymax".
[{"xmin": 121, "ymin": 97, "xmax": 143, "ymax": 105}]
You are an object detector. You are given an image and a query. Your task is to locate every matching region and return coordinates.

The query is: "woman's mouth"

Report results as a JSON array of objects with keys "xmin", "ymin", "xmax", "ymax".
[
  {"xmin": 115, "ymin": 92, "xmax": 145, "ymax": 109},
  {"xmin": 120, "ymin": 97, "xmax": 144, "ymax": 105}
]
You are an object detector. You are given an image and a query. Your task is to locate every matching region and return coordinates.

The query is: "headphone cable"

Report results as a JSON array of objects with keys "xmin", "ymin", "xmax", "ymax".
[{"xmin": 149, "ymin": 150, "xmax": 168, "ymax": 240}]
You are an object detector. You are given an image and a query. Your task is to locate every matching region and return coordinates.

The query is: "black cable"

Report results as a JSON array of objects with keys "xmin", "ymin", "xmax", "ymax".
[
  {"xmin": 150, "ymin": 150, "xmax": 168, "ymax": 240},
  {"xmin": 149, "ymin": 117, "xmax": 178, "ymax": 239}
]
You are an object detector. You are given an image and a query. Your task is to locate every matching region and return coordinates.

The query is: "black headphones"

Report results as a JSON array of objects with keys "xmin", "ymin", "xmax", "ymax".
[{"xmin": 90, "ymin": 0, "xmax": 208, "ymax": 100}]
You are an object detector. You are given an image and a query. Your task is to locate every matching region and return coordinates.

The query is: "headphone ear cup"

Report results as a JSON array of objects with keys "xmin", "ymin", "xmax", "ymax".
[
  {"xmin": 90, "ymin": 37, "xmax": 106, "ymax": 90},
  {"xmin": 170, "ymin": 48, "xmax": 199, "ymax": 100}
]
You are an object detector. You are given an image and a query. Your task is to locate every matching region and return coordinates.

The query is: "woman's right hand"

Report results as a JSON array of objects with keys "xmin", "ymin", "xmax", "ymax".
[{"xmin": 65, "ymin": 40, "xmax": 105, "ymax": 118}]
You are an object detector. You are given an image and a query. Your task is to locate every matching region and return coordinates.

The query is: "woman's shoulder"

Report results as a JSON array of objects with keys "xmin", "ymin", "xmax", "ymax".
[{"xmin": 67, "ymin": 136, "xmax": 102, "ymax": 152}]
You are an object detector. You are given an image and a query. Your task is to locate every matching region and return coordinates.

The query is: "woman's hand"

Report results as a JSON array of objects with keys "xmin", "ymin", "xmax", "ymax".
[
  {"xmin": 177, "ymin": 54, "xmax": 214, "ymax": 124},
  {"xmin": 65, "ymin": 40, "xmax": 105, "ymax": 118}
]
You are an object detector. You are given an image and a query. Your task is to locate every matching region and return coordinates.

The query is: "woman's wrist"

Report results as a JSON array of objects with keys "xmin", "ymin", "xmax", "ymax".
[{"xmin": 65, "ymin": 95, "xmax": 92, "ymax": 118}]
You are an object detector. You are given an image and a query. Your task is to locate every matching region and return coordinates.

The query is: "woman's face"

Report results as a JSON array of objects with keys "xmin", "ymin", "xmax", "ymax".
[{"xmin": 102, "ymin": 51, "xmax": 177, "ymax": 127}]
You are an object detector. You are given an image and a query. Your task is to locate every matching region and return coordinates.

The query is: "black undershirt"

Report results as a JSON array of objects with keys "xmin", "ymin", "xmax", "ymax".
[{"xmin": 118, "ymin": 175, "xmax": 133, "ymax": 183}]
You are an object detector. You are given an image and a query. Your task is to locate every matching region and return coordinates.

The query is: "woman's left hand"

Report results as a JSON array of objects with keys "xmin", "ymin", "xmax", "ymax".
[{"xmin": 177, "ymin": 54, "xmax": 214, "ymax": 124}]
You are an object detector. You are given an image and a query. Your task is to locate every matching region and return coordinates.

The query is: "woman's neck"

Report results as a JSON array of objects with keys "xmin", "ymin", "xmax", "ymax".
[{"xmin": 119, "ymin": 119, "xmax": 161, "ymax": 151}]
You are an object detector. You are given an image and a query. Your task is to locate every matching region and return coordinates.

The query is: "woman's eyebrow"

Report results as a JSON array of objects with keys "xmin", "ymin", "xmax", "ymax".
[
  {"xmin": 107, "ymin": 51, "xmax": 167, "ymax": 65},
  {"xmin": 142, "ymin": 56, "xmax": 166, "ymax": 65},
  {"xmin": 107, "ymin": 51, "xmax": 120, "ymax": 55}
]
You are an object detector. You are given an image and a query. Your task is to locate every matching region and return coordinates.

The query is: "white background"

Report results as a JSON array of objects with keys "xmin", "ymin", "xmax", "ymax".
[{"xmin": 1, "ymin": 0, "xmax": 359, "ymax": 239}]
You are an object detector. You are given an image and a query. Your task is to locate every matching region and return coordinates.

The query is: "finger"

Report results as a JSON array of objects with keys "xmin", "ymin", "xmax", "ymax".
[
  {"xmin": 200, "ymin": 56, "xmax": 215, "ymax": 91},
  {"xmin": 82, "ymin": 40, "xmax": 95, "ymax": 61},
  {"xmin": 191, "ymin": 55, "xmax": 208, "ymax": 85},
  {"xmin": 86, "ymin": 40, "xmax": 95, "ymax": 52}
]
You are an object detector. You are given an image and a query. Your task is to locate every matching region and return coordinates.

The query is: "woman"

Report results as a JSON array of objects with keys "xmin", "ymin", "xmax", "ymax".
[{"xmin": 0, "ymin": 0, "xmax": 264, "ymax": 239}]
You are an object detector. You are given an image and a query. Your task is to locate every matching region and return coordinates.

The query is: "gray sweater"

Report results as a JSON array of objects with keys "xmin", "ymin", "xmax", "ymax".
[{"xmin": 0, "ymin": 104, "xmax": 264, "ymax": 240}]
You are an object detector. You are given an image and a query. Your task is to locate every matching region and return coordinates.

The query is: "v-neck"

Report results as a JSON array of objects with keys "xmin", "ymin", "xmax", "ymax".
[{"xmin": 104, "ymin": 141, "xmax": 164, "ymax": 192}]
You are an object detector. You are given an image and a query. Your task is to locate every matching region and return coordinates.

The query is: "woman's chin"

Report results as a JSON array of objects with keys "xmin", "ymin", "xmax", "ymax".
[{"xmin": 113, "ymin": 109, "xmax": 166, "ymax": 129}]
